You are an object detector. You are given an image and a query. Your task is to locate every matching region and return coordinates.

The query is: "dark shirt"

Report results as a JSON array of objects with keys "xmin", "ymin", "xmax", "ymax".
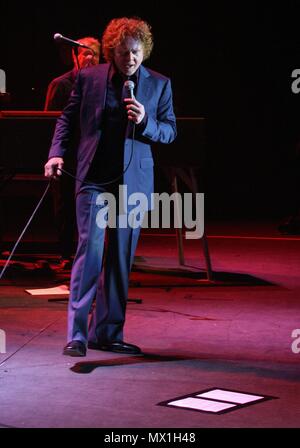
[{"xmin": 85, "ymin": 66, "xmax": 139, "ymax": 190}]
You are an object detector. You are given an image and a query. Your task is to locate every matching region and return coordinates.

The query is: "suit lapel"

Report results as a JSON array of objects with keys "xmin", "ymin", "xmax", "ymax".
[
  {"xmin": 92, "ymin": 64, "xmax": 151, "ymax": 134},
  {"xmin": 136, "ymin": 65, "xmax": 151, "ymax": 105},
  {"xmin": 125, "ymin": 65, "xmax": 151, "ymax": 138}
]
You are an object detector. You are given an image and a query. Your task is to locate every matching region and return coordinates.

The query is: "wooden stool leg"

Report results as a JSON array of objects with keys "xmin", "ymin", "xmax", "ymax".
[
  {"xmin": 189, "ymin": 168, "xmax": 213, "ymax": 280},
  {"xmin": 202, "ymin": 230, "xmax": 213, "ymax": 281},
  {"xmin": 172, "ymin": 174, "xmax": 185, "ymax": 265}
]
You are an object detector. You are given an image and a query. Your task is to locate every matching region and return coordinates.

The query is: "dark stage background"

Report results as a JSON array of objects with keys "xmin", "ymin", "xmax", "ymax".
[{"xmin": 1, "ymin": 0, "xmax": 300, "ymax": 221}]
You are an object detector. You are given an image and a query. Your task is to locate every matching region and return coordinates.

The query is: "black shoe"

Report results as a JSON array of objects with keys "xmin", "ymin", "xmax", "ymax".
[
  {"xmin": 88, "ymin": 340, "xmax": 142, "ymax": 355},
  {"xmin": 63, "ymin": 340, "xmax": 86, "ymax": 357}
]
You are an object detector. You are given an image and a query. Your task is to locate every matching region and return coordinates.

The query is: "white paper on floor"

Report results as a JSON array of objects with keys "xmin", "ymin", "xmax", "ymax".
[
  {"xmin": 25, "ymin": 285, "xmax": 70, "ymax": 295},
  {"xmin": 168, "ymin": 397, "xmax": 237, "ymax": 413},
  {"xmin": 158, "ymin": 387, "xmax": 276, "ymax": 414},
  {"xmin": 197, "ymin": 389, "xmax": 264, "ymax": 404}
]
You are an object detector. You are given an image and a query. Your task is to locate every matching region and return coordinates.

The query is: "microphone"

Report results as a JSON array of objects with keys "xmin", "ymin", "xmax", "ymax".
[
  {"xmin": 53, "ymin": 33, "xmax": 93, "ymax": 51},
  {"xmin": 124, "ymin": 80, "xmax": 135, "ymax": 99}
]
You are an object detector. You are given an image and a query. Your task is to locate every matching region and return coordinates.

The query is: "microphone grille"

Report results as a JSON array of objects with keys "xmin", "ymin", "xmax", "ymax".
[
  {"xmin": 124, "ymin": 80, "xmax": 135, "ymax": 91},
  {"xmin": 53, "ymin": 33, "xmax": 62, "ymax": 41}
]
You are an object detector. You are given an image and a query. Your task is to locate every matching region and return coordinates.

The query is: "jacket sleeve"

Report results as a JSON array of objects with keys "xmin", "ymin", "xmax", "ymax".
[
  {"xmin": 141, "ymin": 78, "xmax": 177, "ymax": 144},
  {"xmin": 48, "ymin": 73, "xmax": 82, "ymax": 159}
]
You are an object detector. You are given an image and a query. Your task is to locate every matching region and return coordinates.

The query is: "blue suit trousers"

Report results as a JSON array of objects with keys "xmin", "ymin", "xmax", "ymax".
[{"xmin": 67, "ymin": 188, "xmax": 142, "ymax": 344}]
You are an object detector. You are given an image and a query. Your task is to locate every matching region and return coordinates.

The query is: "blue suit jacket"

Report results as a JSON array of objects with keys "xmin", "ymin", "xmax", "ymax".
[{"xmin": 48, "ymin": 63, "xmax": 177, "ymax": 208}]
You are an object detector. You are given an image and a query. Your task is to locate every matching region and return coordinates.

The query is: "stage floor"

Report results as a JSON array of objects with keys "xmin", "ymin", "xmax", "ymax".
[{"xmin": 0, "ymin": 220, "xmax": 300, "ymax": 429}]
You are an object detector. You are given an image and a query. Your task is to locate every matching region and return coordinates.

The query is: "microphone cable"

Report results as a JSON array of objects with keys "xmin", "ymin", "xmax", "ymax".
[
  {"xmin": 59, "ymin": 123, "xmax": 136, "ymax": 188},
  {"xmin": 0, "ymin": 82, "xmax": 138, "ymax": 280},
  {"xmin": 0, "ymin": 125, "xmax": 136, "ymax": 281},
  {"xmin": 59, "ymin": 71, "xmax": 137, "ymax": 187},
  {"xmin": 0, "ymin": 181, "xmax": 51, "ymax": 281}
]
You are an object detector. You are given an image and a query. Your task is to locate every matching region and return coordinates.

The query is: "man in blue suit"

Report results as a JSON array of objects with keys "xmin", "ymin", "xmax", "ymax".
[{"xmin": 44, "ymin": 17, "xmax": 177, "ymax": 357}]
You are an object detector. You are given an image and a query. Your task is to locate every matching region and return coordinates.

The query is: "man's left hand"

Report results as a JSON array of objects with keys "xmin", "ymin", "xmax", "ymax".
[{"xmin": 124, "ymin": 98, "xmax": 145, "ymax": 124}]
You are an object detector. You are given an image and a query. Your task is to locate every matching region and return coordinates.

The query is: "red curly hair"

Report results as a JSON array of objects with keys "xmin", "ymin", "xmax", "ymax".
[{"xmin": 102, "ymin": 17, "xmax": 153, "ymax": 62}]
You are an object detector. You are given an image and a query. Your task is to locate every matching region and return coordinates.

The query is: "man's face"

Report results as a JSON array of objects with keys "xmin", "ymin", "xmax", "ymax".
[
  {"xmin": 113, "ymin": 37, "xmax": 144, "ymax": 77},
  {"xmin": 75, "ymin": 44, "xmax": 100, "ymax": 69}
]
